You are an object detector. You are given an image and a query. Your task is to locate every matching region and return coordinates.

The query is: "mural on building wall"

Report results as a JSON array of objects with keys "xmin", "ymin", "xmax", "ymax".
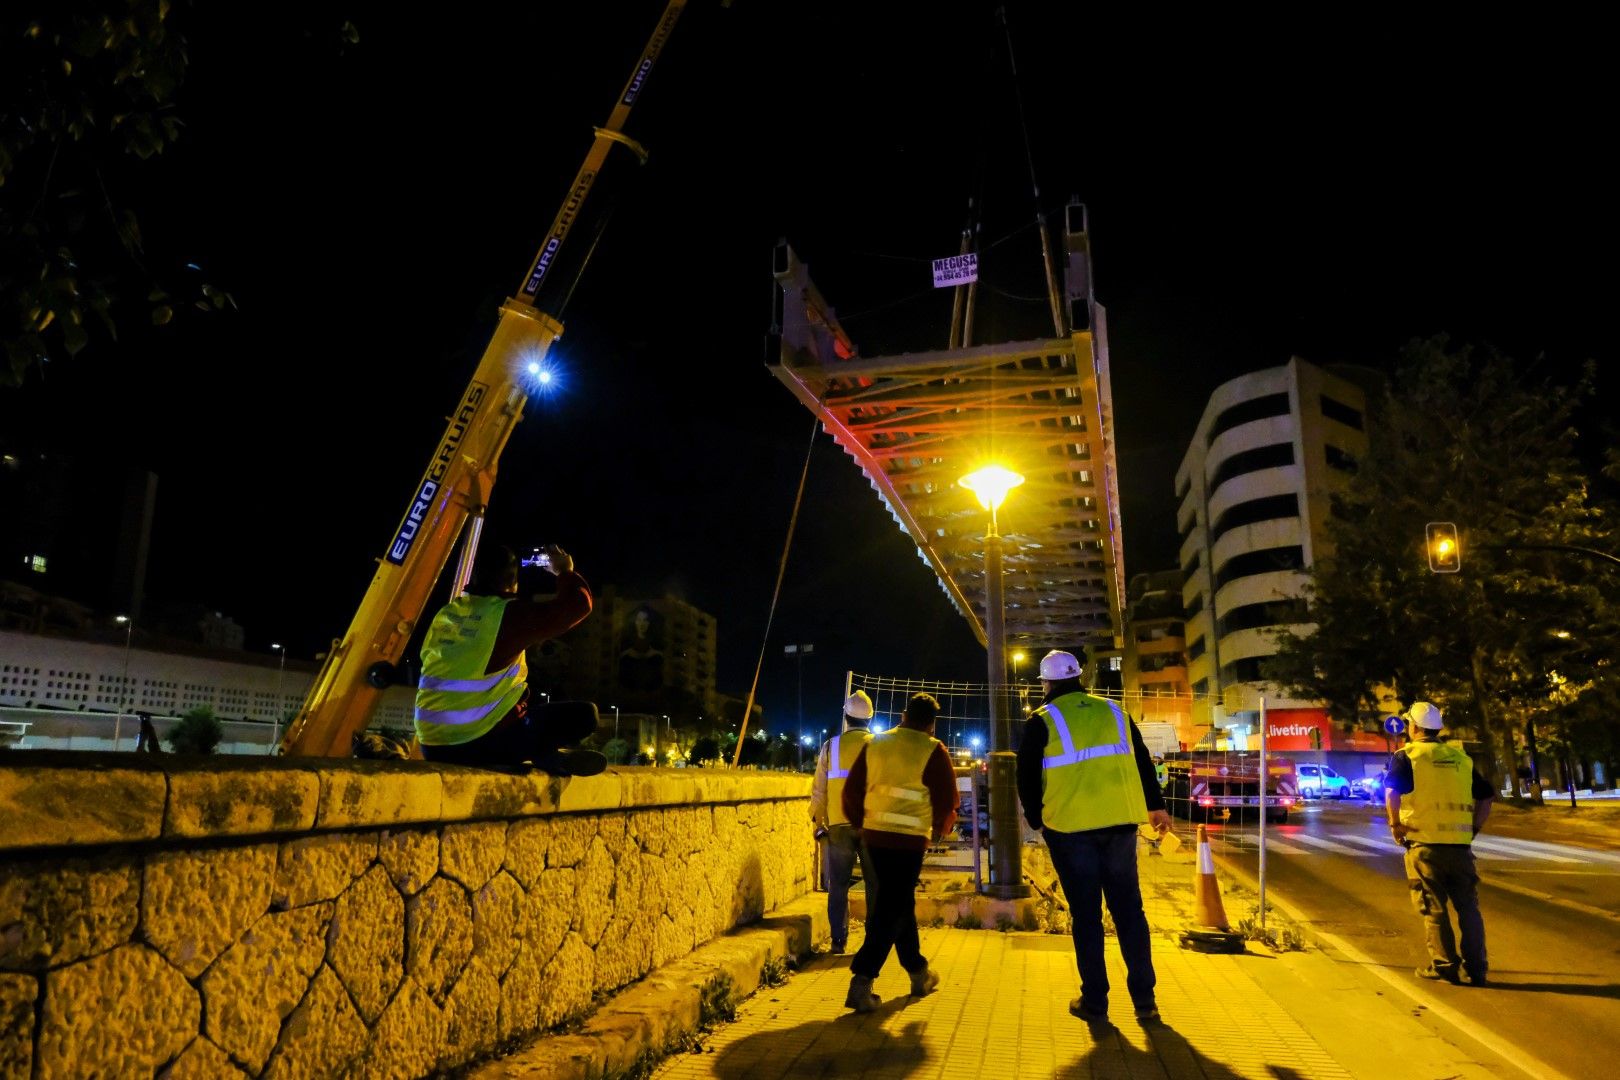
[{"xmin": 617, "ymin": 606, "xmax": 665, "ymax": 704}]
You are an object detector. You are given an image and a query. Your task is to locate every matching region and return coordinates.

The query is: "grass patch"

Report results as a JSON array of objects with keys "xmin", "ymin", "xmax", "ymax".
[{"xmin": 759, "ymin": 956, "xmax": 789, "ymax": 988}]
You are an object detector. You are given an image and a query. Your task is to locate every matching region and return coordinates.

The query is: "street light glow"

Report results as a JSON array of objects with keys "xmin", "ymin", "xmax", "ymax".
[{"xmin": 958, "ymin": 464, "xmax": 1025, "ymax": 512}]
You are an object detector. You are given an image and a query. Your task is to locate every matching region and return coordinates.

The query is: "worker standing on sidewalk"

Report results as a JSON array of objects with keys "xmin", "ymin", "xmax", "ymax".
[
  {"xmin": 809, "ymin": 690, "xmax": 876, "ymax": 954},
  {"xmin": 1017, "ymin": 650, "xmax": 1173, "ymax": 1025},
  {"xmin": 1385, "ymin": 701, "xmax": 1494, "ymax": 985},
  {"xmin": 840, "ymin": 692, "xmax": 957, "ymax": 1012}
]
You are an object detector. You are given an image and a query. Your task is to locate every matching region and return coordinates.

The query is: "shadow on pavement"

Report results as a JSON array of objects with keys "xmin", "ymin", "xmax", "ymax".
[
  {"xmin": 1471, "ymin": 981, "xmax": 1620, "ymax": 999},
  {"xmin": 706, "ymin": 1007, "xmax": 931, "ymax": 1079},
  {"xmin": 1056, "ymin": 1020, "xmax": 1250, "ymax": 1080}
]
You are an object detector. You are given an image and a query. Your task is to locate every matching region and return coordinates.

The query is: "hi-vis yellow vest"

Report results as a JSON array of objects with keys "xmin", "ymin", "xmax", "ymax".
[
  {"xmin": 822, "ymin": 728, "xmax": 872, "ymax": 827},
  {"xmin": 1039, "ymin": 693, "xmax": 1148, "ymax": 832},
  {"xmin": 862, "ymin": 727, "xmax": 941, "ymax": 839},
  {"xmin": 414, "ymin": 595, "xmax": 527, "ymax": 746},
  {"xmin": 1398, "ymin": 740, "xmax": 1476, "ymax": 845}
]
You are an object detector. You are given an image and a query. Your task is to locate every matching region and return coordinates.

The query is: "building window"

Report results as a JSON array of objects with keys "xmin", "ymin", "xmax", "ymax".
[
  {"xmin": 1210, "ymin": 494, "xmax": 1300, "ymax": 545},
  {"xmin": 1187, "ymin": 636, "xmax": 1206, "ymax": 661},
  {"xmin": 1183, "ymin": 593, "xmax": 1204, "ymax": 619},
  {"xmin": 26, "ymin": 554, "xmax": 47, "ymax": 573},
  {"xmin": 1320, "ymin": 395, "xmax": 1364, "ymax": 430},
  {"xmin": 1217, "ymin": 599, "xmax": 1311, "ymax": 637},
  {"xmin": 1213, "ymin": 546, "xmax": 1306, "ymax": 590},
  {"xmin": 1325, "ymin": 444, "xmax": 1357, "ymax": 472},
  {"xmin": 1221, "ymin": 656, "xmax": 1270, "ymax": 683},
  {"xmin": 1208, "ymin": 443, "xmax": 1295, "ymax": 493},
  {"xmin": 1207, "ymin": 393, "xmax": 1290, "ymax": 446},
  {"xmin": 1192, "ymin": 678, "xmax": 1209, "ymax": 696}
]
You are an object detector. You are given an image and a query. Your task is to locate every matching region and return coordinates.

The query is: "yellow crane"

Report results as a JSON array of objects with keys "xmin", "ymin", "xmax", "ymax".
[{"xmin": 278, "ymin": 1, "xmax": 689, "ymax": 757}]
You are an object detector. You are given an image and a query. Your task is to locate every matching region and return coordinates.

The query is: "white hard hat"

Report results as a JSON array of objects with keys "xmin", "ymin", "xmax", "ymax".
[
  {"xmin": 1039, "ymin": 650, "xmax": 1082, "ymax": 680},
  {"xmin": 844, "ymin": 690, "xmax": 874, "ymax": 720},
  {"xmin": 1405, "ymin": 702, "xmax": 1444, "ymax": 730}
]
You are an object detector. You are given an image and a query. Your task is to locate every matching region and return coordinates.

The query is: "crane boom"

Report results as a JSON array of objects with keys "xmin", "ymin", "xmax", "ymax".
[{"xmin": 278, "ymin": 0, "xmax": 689, "ymax": 757}]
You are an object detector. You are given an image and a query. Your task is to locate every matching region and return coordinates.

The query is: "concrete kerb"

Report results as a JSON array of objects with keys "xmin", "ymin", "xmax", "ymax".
[{"xmin": 460, "ymin": 896, "xmax": 827, "ymax": 1080}]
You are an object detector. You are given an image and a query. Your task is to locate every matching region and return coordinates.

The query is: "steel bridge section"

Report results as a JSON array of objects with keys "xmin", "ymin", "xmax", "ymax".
[{"xmin": 766, "ymin": 221, "xmax": 1126, "ymax": 655}]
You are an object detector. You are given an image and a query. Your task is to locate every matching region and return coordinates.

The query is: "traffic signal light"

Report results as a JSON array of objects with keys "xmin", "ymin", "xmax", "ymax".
[{"xmin": 1426, "ymin": 522, "xmax": 1462, "ymax": 573}]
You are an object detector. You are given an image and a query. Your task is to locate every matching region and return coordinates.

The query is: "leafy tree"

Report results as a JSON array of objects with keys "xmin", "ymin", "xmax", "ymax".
[
  {"xmin": 1269, "ymin": 338, "xmax": 1618, "ymax": 795},
  {"xmin": 601, "ymin": 737, "xmax": 631, "ymax": 765},
  {"xmin": 688, "ymin": 734, "xmax": 720, "ymax": 765},
  {"xmin": 167, "ymin": 705, "xmax": 221, "ymax": 753}
]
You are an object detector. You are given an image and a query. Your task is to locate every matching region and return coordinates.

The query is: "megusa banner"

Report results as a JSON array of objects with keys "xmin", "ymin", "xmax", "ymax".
[{"xmin": 931, "ymin": 253, "xmax": 977, "ymax": 287}]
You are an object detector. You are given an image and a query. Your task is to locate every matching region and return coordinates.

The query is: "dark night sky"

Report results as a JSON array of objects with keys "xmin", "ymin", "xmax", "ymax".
[{"xmin": 4, "ymin": 3, "xmax": 1614, "ymax": 730}]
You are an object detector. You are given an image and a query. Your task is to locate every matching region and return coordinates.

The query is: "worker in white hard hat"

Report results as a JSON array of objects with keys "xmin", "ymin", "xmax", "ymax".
[
  {"xmin": 809, "ymin": 690, "xmax": 877, "ymax": 954},
  {"xmin": 1017, "ymin": 649, "xmax": 1173, "ymax": 1026},
  {"xmin": 1386, "ymin": 700, "xmax": 1494, "ymax": 985}
]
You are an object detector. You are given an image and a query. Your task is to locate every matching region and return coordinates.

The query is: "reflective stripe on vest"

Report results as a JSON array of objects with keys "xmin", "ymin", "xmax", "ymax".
[
  {"xmin": 863, "ymin": 727, "xmax": 940, "ymax": 839},
  {"xmin": 823, "ymin": 728, "xmax": 872, "ymax": 827},
  {"xmin": 414, "ymin": 594, "xmax": 528, "ymax": 746},
  {"xmin": 1039, "ymin": 693, "xmax": 1149, "ymax": 833},
  {"xmin": 1399, "ymin": 740, "xmax": 1476, "ymax": 845}
]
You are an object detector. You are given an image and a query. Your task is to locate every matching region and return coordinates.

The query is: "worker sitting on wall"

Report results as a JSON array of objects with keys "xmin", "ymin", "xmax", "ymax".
[{"xmin": 413, "ymin": 543, "xmax": 606, "ymax": 776}]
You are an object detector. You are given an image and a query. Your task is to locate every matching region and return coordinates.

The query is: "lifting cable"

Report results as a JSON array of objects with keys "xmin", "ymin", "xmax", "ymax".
[
  {"xmin": 996, "ymin": 5, "xmax": 1066, "ymax": 337},
  {"xmin": 730, "ymin": 417, "xmax": 820, "ymax": 765}
]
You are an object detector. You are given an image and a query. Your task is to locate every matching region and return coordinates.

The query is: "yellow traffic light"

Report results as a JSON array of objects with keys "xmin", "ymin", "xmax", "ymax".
[{"xmin": 1426, "ymin": 522, "xmax": 1462, "ymax": 573}]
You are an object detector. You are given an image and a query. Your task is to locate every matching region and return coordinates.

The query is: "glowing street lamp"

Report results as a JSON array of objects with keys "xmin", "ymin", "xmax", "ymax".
[{"xmin": 960, "ymin": 463, "xmax": 1029, "ymax": 899}]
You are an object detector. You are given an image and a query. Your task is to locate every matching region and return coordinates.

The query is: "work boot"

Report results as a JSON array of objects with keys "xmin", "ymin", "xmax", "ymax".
[
  {"xmin": 845, "ymin": 974, "xmax": 881, "ymax": 1013},
  {"xmin": 907, "ymin": 965, "xmax": 940, "ymax": 997},
  {"xmin": 1415, "ymin": 964, "xmax": 1462, "ymax": 985},
  {"xmin": 828, "ymin": 941, "xmax": 846, "ymax": 955},
  {"xmin": 536, "ymin": 748, "xmax": 608, "ymax": 777},
  {"xmin": 1069, "ymin": 998, "xmax": 1110, "ymax": 1025}
]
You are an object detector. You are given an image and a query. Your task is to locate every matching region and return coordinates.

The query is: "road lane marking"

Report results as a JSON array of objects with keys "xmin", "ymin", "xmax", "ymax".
[
  {"xmin": 1483, "ymin": 835, "xmax": 1620, "ymax": 865},
  {"xmin": 1472, "ymin": 836, "xmax": 1581, "ymax": 864},
  {"xmin": 1325, "ymin": 832, "xmax": 1405, "ymax": 855},
  {"xmin": 1285, "ymin": 833, "xmax": 1375, "ymax": 856},
  {"xmin": 1214, "ymin": 855, "xmax": 1576, "ymax": 1080}
]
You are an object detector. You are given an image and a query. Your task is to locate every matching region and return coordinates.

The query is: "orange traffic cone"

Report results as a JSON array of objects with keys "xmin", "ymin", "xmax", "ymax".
[{"xmin": 1180, "ymin": 824, "xmax": 1245, "ymax": 953}]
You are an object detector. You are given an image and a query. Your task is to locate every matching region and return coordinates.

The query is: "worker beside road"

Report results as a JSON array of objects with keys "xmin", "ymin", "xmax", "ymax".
[
  {"xmin": 413, "ymin": 543, "xmax": 606, "ymax": 776},
  {"xmin": 809, "ymin": 690, "xmax": 877, "ymax": 954},
  {"xmin": 840, "ymin": 692, "xmax": 956, "ymax": 1012},
  {"xmin": 1017, "ymin": 650, "xmax": 1172, "ymax": 1026},
  {"xmin": 1386, "ymin": 701, "xmax": 1494, "ymax": 985}
]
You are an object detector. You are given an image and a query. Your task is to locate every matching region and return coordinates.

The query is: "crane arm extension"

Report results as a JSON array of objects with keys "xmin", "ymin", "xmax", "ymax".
[{"xmin": 278, "ymin": 0, "xmax": 689, "ymax": 758}]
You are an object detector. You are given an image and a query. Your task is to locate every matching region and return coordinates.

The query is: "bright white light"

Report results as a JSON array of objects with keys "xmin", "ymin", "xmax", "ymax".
[
  {"xmin": 871, "ymin": 723, "xmax": 886, "ymax": 734},
  {"xmin": 970, "ymin": 736, "xmax": 983, "ymax": 750},
  {"xmin": 538, "ymin": 369, "xmax": 552, "ymax": 384},
  {"xmin": 801, "ymin": 735, "xmax": 814, "ymax": 746},
  {"xmin": 527, "ymin": 362, "xmax": 541, "ymax": 375}
]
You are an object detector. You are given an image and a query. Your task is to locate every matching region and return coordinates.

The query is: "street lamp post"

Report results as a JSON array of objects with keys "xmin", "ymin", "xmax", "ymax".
[
  {"xmin": 785, "ymin": 643, "xmax": 814, "ymax": 770},
  {"xmin": 610, "ymin": 704, "xmax": 620, "ymax": 740},
  {"xmin": 270, "ymin": 643, "xmax": 287, "ymax": 752},
  {"xmin": 960, "ymin": 465, "xmax": 1030, "ymax": 899},
  {"xmin": 113, "ymin": 615, "xmax": 134, "ymax": 751}
]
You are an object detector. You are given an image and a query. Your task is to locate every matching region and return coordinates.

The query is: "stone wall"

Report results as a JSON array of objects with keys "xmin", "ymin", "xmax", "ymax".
[{"xmin": 0, "ymin": 754, "xmax": 813, "ymax": 1079}]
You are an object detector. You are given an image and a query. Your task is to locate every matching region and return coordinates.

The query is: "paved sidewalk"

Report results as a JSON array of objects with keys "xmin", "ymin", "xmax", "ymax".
[{"xmin": 649, "ymin": 840, "xmax": 1503, "ymax": 1080}]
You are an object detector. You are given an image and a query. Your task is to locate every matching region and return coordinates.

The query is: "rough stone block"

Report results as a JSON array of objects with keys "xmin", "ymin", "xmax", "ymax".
[
  {"xmin": 378, "ymin": 827, "xmax": 438, "ymax": 895},
  {"xmin": 576, "ymin": 837, "xmax": 613, "ymax": 948},
  {"xmin": 328, "ymin": 865, "xmax": 405, "ymax": 1023},
  {"xmin": 629, "ymin": 808, "xmax": 666, "ymax": 856},
  {"xmin": 159, "ymin": 1035, "xmax": 245, "ymax": 1079},
  {"xmin": 528, "ymin": 868, "xmax": 575, "ymax": 964},
  {"xmin": 440, "ymin": 820, "xmax": 506, "ymax": 890},
  {"xmin": 470, "ymin": 871, "xmax": 524, "ymax": 978},
  {"xmin": 347, "ymin": 975, "xmax": 445, "ymax": 1080},
  {"xmin": 406, "ymin": 876, "xmax": 473, "ymax": 1006},
  {"xmin": 273, "ymin": 831, "xmax": 378, "ymax": 909},
  {"xmin": 142, "ymin": 844, "xmax": 276, "ymax": 979},
  {"xmin": 0, "ymin": 766, "xmax": 165, "ymax": 850},
  {"xmin": 503, "ymin": 817, "xmax": 550, "ymax": 889},
  {"xmin": 165, "ymin": 769, "xmax": 319, "ymax": 839},
  {"xmin": 316, "ymin": 767, "xmax": 442, "ymax": 830},
  {"xmin": 536, "ymin": 933, "xmax": 595, "ymax": 1029},
  {"xmin": 202, "ymin": 902, "xmax": 332, "ymax": 1072},
  {"xmin": 263, "ymin": 966, "xmax": 366, "ymax": 1080},
  {"xmin": 439, "ymin": 957, "xmax": 499, "ymax": 1072},
  {"xmin": 37, "ymin": 944, "xmax": 198, "ymax": 1077},
  {"xmin": 547, "ymin": 815, "xmax": 596, "ymax": 868},
  {"xmin": 0, "ymin": 973, "xmax": 37, "ymax": 1079},
  {"xmin": 0, "ymin": 855, "xmax": 139, "ymax": 971}
]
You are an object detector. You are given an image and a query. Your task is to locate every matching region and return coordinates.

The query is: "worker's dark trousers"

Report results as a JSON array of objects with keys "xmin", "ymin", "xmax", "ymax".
[
  {"xmin": 420, "ymin": 701, "xmax": 599, "ymax": 766},
  {"xmin": 1405, "ymin": 843, "xmax": 1487, "ymax": 979},
  {"xmin": 1044, "ymin": 826, "xmax": 1157, "ymax": 1012},
  {"xmin": 850, "ymin": 844, "xmax": 927, "ymax": 979}
]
